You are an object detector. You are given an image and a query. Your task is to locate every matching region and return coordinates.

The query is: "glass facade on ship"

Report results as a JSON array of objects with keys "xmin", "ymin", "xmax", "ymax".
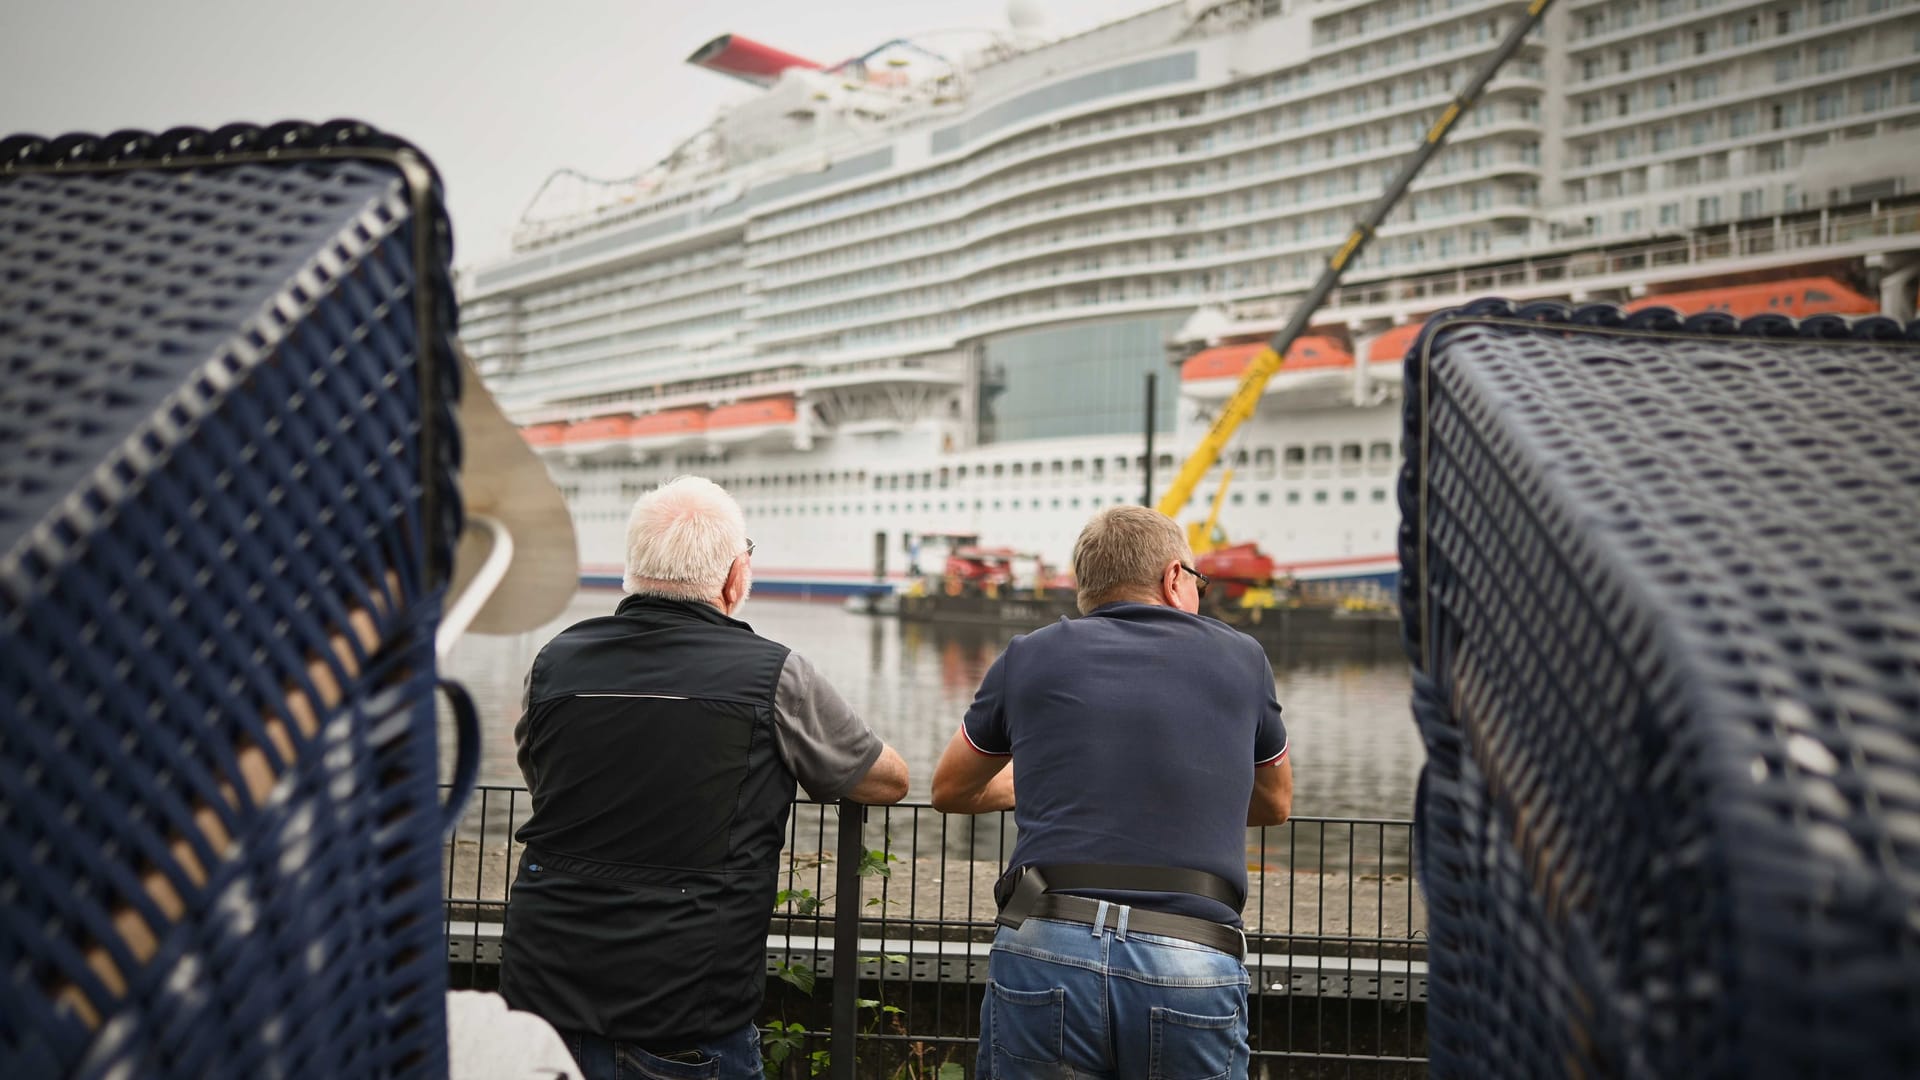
[{"xmin": 979, "ymin": 316, "xmax": 1184, "ymax": 444}]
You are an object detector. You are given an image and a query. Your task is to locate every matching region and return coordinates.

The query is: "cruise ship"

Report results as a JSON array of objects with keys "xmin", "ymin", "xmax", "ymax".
[{"xmin": 461, "ymin": 0, "xmax": 1920, "ymax": 597}]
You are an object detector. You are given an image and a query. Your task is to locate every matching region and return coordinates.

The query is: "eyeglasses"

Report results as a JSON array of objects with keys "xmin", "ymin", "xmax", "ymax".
[
  {"xmin": 744, "ymin": 538, "xmax": 756, "ymax": 558},
  {"xmin": 1178, "ymin": 563, "xmax": 1211, "ymax": 599}
]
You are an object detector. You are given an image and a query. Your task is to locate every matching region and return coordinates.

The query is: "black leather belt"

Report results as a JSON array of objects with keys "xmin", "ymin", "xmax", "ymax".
[
  {"xmin": 1020, "ymin": 892, "xmax": 1247, "ymax": 960},
  {"xmin": 994, "ymin": 864, "xmax": 1247, "ymax": 960}
]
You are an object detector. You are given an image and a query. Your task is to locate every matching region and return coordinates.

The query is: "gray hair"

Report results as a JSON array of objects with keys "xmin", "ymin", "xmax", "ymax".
[
  {"xmin": 623, "ymin": 475, "xmax": 747, "ymax": 600},
  {"xmin": 1071, "ymin": 505, "xmax": 1188, "ymax": 614}
]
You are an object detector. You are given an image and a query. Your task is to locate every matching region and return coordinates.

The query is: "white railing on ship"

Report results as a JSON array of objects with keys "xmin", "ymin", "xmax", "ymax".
[{"xmin": 1266, "ymin": 201, "xmax": 1920, "ymax": 320}]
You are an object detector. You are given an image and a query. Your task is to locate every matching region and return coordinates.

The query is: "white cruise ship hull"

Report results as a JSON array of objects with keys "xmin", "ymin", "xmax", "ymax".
[{"xmin": 461, "ymin": 0, "xmax": 1920, "ymax": 599}]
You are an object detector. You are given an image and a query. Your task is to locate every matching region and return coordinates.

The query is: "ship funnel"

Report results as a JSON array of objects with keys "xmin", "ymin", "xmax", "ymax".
[{"xmin": 686, "ymin": 34, "xmax": 823, "ymax": 87}]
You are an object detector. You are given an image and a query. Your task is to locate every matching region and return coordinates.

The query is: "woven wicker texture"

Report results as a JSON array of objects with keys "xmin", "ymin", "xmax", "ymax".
[
  {"xmin": 1399, "ymin": 299, "xmax": 1920, "ymax": 1080},
  {"xmin": 0, "ymin": 125, "xmax": 463, "ymax": 1079}
]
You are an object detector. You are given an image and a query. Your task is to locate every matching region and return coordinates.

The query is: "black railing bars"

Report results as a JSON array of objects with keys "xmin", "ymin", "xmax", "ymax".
[{"xmin": 442, "ymin": 785, "xmax": 1429, "ymax": 1078}]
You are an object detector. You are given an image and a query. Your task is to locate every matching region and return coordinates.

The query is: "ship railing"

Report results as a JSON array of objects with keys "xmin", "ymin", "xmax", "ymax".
[
  {"xmin": 1274, "ymin": 198, "xmax": 1920, "ymax": 321},
  {"xmin": 443, "ymin": 785, "xmax": 1428, "ymax": 1077}
]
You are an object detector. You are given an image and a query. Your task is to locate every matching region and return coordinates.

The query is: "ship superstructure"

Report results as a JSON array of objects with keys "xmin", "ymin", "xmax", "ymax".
[{"xmin": 461, "ymin": 0, "xmax": 1920, "ymax": 594}]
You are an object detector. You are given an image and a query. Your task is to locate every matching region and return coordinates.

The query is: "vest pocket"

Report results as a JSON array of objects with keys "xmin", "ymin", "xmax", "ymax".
[
  {"xmin": 987, "ymin": 981, "xmax": 1065, "ymax": 1075},
  {"xmin": 1148, "ymin": 1005, "xmax": 1241, "ymax": 1080}
]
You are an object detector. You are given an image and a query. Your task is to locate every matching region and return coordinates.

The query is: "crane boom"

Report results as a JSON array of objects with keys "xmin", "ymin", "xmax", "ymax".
[{"xmin": 1155, "ymin": 0, "xmax": 1556, "ymax": 521}]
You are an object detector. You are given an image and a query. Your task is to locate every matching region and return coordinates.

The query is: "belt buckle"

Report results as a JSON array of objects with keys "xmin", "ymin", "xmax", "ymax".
[{"xmin": 1233, "ymin": 924, "xmax": 1248, "ymax": 960}]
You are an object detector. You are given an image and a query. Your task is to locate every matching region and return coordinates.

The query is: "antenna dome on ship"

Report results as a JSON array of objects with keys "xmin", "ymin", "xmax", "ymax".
[{"xmin": 1007, "ymin": 0, "xmax": 1049, "ymax": 31}]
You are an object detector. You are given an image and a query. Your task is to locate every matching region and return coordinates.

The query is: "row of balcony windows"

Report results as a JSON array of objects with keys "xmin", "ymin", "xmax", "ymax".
[
  {"xmin": 504, "ymin": 246, "xmax": 744, "ymax": 331},
  {"xmin": 1566, "ymin": 75, "xmax": 1920, "ymax": 176},
  {"xmin": 755, "ymin": 140, "xmax": 1541, "ymax": 313},
  {"xmin": 562, "ymin": 485, "xmax": 1399, "ymax": 527},
  {"xmin": 1569, "ymin": 181, "xmax": 1821, "ymax": 235},
  {"xmin": 750, "ymin": 117, "xmax": 1541, "ymax": 316},
  {"xmin": 723, "ymin": 487, "xmax": 1394, "ymax": 521},
  {"xmin": 1575, "ymin": 0, "xmax": 1899, "ymax": 45},
  {"xmin": 514, "ymin": 278, "xmax": 746, "ymax": 342},
  {"xmin": 750, "ymin": 14, "xmax": 1538, "ymax": 249},
  {"xmin": 752, "ymin": 63, "xmax": 1538, "ymax": 264},
  {"xmin": 766, "ymin": 221, "xmax": 1535, "ymax": 358},
  {"xmin": 754, "ymin": 190, "xmax": 1537, "ymax": 340},
  {"xmin": 865, "ymin": 443, "xmax": 1399, "ymax": 494},
  {"xmin": 1570, "ymin": 27, "xmax": 1915, "ymax": 127},
  {"xmin": 517, "ymin": 290, "xmax": 746, "ymax": 358},
  {"xmin": 559, "ymin": 442, "xmax": 1401, "ymax": 504},
  {"xmin": 1314, "ymin": 0, "xmax": 1501, "ymax": 47},
  {"xmin": 759, "ymin": 104, "xmax": 1539, "ymax": 277},
  {"xmin": 509, "ymin": 309, "xmax": 741, "ymax": 373}
]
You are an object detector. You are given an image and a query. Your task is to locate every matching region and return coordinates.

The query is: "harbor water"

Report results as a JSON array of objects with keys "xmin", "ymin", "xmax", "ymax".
[{"xmin": 443, "ymin": 589, "xmax": 1423, "ymax": 822}]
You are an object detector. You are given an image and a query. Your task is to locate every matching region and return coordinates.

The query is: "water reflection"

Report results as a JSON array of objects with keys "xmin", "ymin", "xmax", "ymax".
[{"xmin": 442, "ymin": 590, "xmax": 1423, "ymax": 848}]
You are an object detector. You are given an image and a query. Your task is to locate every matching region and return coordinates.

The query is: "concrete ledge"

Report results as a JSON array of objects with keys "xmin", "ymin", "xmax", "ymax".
[{"xmin": 445, "ymin": 923, "xmax": 1426, "ymax": 1002}]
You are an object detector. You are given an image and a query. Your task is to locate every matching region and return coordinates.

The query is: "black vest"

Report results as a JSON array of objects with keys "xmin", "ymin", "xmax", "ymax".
[{"xmin": 499, "ymin": 595, "xmax": 794, "ymax": 1046}]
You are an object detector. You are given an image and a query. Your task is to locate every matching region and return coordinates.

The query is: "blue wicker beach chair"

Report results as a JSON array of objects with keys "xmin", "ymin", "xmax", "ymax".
[
  {"xmin": 1399, "ymin": 300, "xmax": 1920, "ymax": 1079},
  {"xmin": 0, "ymin": 123, "xmax": 481, "ymax": 1079}
]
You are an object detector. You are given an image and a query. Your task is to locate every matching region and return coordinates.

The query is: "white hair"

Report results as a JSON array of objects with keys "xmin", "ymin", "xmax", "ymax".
[{"xmin": 622, "ymin": 475, "xmax": 748, "ymax": 600}]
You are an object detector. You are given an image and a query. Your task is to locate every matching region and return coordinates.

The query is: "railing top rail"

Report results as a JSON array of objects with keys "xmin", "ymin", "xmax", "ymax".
[{"xmin": 449, "ymin": 783, "xmax": 1413, "ymax": 827}]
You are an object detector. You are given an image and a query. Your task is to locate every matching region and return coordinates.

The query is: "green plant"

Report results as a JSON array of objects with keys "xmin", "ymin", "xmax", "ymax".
[
  {"xmin": 777, "ymin": 847, "xmax": 899, "ymax": 919},
  {"xmin": 764, "ymin": 847, "xmax": 916, "ymax": 1077},
  {"xmin": 762, "ymin": 1021, "xmax": 808, "ymax": 1080},
  {"xmin": 856, "ymin": 997, "xmax": 904, "ymax": 1034},
  {"xmin": 774, "ymin": 887, "xmax": 822, "ymax": 916},
  {"xmin": 773, "ymin": 961, "xmax": 816, "ymax": 995},
  {"xmin": 857, "ymin": 847, "xmax": 897, "ymax": 878}
]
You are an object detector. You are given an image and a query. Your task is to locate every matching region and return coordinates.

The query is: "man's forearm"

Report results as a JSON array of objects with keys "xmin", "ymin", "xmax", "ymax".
[
  {"xmin": 939, "ymin": 764, "xmax": 1015, "ymax": 815},
  {"xmin": 843, "ymin": 743, "xmax": 910, "ymax": 804},
  {"xmin": 975, "ymin": 766, "xmax": 1017, "ymax": 812}
]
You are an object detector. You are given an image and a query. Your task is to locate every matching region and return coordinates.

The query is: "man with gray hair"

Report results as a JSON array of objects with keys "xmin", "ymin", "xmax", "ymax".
[
  {"xmin": 932, "ymin": 504, "xmax": 1292, "ymax": 1079},
  {"xmin": 501, "ymin": 476, "xmax": 908, "ymax": 1080}
]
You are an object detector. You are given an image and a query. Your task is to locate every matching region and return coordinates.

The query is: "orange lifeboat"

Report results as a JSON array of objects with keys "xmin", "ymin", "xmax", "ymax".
[
  {"xmin": 561, "ymin": 415, "xmax": 631, "ymax": 444},
  {"xmin": 707, "ymin": 396, "xmax": 798, "ymax": 429},
  {"xmin": 1179, "ymin": 336, "xmax": 1353, "ymax": 382},
  {"xmin": 628, "ymin": 408, "xmax": 708, "ymax": 440},
  {"xmin": 1625, "ymin": 276, "xmax": 1876, "ymax": 318},
  {"xmin": 520, "ymin": 423, "xmax": 567, "ymax": 447},
  {"xmin": 1365, "ymin": 323, "xmax": 1425, "ymax": 365}
]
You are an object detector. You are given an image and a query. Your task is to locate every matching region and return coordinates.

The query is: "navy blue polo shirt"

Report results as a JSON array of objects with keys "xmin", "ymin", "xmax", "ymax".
[{"xmin": 962, "ymin": 602, "xmax": 1287, "ymax": 925}]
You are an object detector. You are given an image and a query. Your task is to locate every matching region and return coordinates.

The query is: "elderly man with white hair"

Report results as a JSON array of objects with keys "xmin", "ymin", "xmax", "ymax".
[{"xmin": 499, "ymin": 476, "xmax": 908, "ymax": 1080}]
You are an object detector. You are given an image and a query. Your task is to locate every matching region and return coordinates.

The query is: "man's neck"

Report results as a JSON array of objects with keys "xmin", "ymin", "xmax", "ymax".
[{"xmin": 625, "ymin": 588, "xmax": 727, "ymax": 614}]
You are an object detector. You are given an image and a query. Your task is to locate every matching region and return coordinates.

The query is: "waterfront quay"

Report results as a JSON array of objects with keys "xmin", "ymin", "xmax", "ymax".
[
  {"xmin": 442, "ymin": 600, "xmax": 1427, "ymax": 1074},
  {"xmin": 895, "ymin": 588, "xmax": 1404, "ymax": 656},
  {"xmin": 442, "ymin": 787, "xmax": 1430, "ymax": 1076}
]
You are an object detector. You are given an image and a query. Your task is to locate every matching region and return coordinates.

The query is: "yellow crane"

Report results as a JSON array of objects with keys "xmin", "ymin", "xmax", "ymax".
[
  {"xmin": 1188, "ymin": 467, "xmax": 1235, "ymax": 554},
  {"xmin": 1154, "ymin": 0, "xmax": 1557, "ymax": 553}
]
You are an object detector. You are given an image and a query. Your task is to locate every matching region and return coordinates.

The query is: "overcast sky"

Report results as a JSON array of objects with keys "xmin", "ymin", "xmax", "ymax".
[{"xmin": 2, "ymin": 0, "xmax": 1157, "ymax": 268}]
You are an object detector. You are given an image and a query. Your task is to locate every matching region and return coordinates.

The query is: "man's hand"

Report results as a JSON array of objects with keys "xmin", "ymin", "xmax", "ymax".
[
  {"xmin": 931, "ymin": 726, "xmax": 1015, "ymax": 814},
  {"xmin": 1247, "ymin": 756, "xmax": 1292, "ymax": 826},
  {"xmin": 843, "ymin": 744, "xmax": 909, "ymax": 805}
]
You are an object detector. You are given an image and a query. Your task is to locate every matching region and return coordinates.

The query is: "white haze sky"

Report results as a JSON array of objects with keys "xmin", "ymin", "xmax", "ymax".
[{"xmin": 1, "ymin": 0, "xmax": 1158, "ymax": 268}]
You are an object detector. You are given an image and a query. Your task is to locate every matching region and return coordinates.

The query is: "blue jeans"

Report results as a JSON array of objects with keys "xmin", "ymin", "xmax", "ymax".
[
  {"xmin": 980, "ymin": 911, "xmax": 1251, "ymax": 1079},
  {"xmin": 561, "ymin": 1022, "xmax": 762, "ymax": 1080}
]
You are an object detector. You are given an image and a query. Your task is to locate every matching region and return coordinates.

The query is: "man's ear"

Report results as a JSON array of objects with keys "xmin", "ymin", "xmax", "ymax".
[
  {"xmin": 721, "ymin": 555, "xmax": 747, "ymax": 611},
  {"xmin": 1159, "ymin": 560, "xmax": 1181, "ymax": 607}
]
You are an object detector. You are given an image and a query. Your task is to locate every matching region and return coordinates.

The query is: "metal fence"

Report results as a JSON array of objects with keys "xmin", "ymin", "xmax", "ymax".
[{"xmin": 443, "ymin": 785, "xmax": 1427, "ymax": 1077}]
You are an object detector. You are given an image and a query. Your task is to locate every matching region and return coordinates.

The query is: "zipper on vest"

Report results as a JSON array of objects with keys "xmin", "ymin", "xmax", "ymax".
[{"xmin": 572, "ymin": 692, "xmax": 691, "ymax": 700}]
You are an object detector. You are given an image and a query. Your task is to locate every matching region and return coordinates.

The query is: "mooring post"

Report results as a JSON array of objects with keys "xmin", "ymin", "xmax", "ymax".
[{"xmin": 1142, "ymin": 371, "xmax": 1157, "ymax": 506}]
